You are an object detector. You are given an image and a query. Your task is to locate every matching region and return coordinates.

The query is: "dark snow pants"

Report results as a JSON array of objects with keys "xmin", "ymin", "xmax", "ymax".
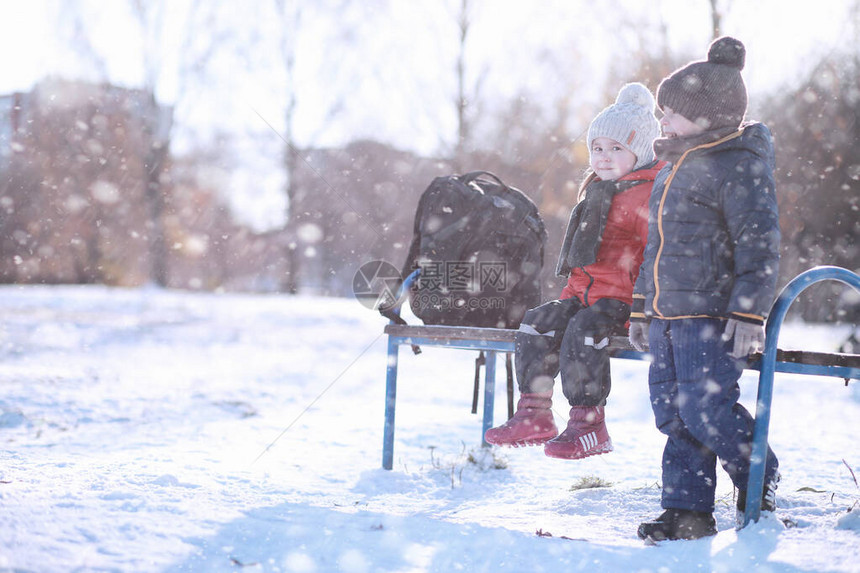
[
  {"xmin": 647, "ymin": 318, "xmax": 779, "ymax": 513},
  {"xmin": 515, "ymin": 297, "xmax": 629, "ymax": 406}
]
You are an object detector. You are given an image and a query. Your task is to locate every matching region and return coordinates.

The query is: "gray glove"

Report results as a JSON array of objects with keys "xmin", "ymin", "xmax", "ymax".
[
  {"xmin": 628, "ymin": 321, "xmax": 649, "ymax": 352},
  {"xmin": 723, "ymin": 318, "xmax": 764, "ymax": 358}
]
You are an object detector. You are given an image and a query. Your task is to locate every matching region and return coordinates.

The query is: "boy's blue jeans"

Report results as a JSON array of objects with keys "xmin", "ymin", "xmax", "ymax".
[{"xmin": 648, "ymin": 318, "xmax": 779, "ymax": 513}]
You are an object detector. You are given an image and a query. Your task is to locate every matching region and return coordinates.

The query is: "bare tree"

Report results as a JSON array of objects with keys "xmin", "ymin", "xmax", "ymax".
[
  {"xmin": 267, "ymin": 0, "xmax": 393, "ymax": 294},
  {"xmin": 127, "ymin": 0, "xmax": 175, "ymax": 287},
  {"xmin": 707, "ymin": 0, "xmax": 735, "ymax": 39},
  {"xmin": 760, "ymin": 56, "xmax": 860, "ymax": 321},
  {"xmin": 53, "ymin": 0, "xmax": 234, "ymax": 288},
  {"xmin": 54, "ymin": 0, "xmax": 172, "ymax": 285},
  {"xmin": 454, "ymin": 0, "xmax": 470, "ymax": 170},
  {"xmin": 57, "ymin": 0, "xmax": 110, "ymax": 81},
  {"xmin": 708, "ymin": 0, "xmax": 721, "ymax": 38},
  {"xmin": 272, "ymin": 0, "xmax": 304, "ymax": 294},
  {"xmin": 449, "ymin": 0, "xmax": 491, "ymax": 172}
]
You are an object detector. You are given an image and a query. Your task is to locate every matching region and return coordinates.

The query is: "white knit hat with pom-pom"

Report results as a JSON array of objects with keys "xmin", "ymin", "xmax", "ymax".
[{"xmin": 587, "ymin": 82, "xmax": 660, "ymax": 171}]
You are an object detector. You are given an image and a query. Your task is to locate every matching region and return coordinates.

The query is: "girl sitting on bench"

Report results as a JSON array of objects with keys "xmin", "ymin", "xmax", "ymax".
[{"xmin": 485, "ymin": 82, "xmax": 664, "ymax": 459}]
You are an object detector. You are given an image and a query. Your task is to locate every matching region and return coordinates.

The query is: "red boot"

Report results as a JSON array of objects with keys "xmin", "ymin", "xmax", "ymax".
[
  {"xmin": 544, "ymin": 406, "xmax": 613, "ymax": 459},
  {"xmin": 484, "ymin": 392, "xmax": 558, "ymax": 447}
]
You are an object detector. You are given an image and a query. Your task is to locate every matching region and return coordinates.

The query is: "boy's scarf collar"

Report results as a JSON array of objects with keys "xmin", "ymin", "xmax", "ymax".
[{"xmin": 653, "ymin": 126, "xmax": 738, "ymax": 163}]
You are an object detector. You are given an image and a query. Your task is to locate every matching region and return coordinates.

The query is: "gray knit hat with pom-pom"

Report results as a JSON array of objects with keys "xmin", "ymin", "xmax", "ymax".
[
  {"xmin": 587, "ymin": 82, "xmax": 660, "ymax": 171},
  {"xmin": 657, "ymin": 36, "xmax": 748, "ymax": 130}
]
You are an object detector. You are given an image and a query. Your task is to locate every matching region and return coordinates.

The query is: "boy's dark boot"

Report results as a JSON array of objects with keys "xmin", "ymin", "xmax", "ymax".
[
  {"xmin": 735, "ymin": 470, "xmax": 780, "ymax": 527},
  {"xmin": 484, "ymin": 391, "xmax": 557, "ymax": 447},
  {"xmin": 543, "ymin": 406, "xmax": 613, "ymax": 459},
  {"xmin": 637, "ymin": 509, "xmax": 717, "ymax": 541}
]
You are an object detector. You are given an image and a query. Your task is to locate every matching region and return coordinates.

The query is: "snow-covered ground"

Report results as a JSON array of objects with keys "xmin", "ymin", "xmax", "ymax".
[{"xmin": 0, "ymin": 285, "xmax": 857, "ymax": 572}]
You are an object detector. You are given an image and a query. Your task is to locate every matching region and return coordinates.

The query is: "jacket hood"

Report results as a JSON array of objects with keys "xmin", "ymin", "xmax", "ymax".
[{"xmin": 709, "ymin": 122, "xmax": 775, "ymax": 169}]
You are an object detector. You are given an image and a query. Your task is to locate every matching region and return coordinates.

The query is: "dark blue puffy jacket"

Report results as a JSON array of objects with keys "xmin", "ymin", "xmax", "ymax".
[{"xmin": 632, "ymin": 122, "xmax": 780, "ymax": 325}]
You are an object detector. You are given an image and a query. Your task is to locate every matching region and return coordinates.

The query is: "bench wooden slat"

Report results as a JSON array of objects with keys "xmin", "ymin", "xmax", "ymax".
[
  {"xmin": 384, "ymin": 324, "xmax": 517, "ymax": 343},
  {"xmin": 384, "ymin": 323, "xmax": 859, "ymax": 369},
  {"xmin": 385, "ymin": 324, "xmax": 641, "ymax": 355},
  {"xmin": 751, "ymin": 349, "xmax": 860, "ymax": 368},
  {"xmin": 384, "ymin": 323, "xmax": 636, "ymax": 351}
]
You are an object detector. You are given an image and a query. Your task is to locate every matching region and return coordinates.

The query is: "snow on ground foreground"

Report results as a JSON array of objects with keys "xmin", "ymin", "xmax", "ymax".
[{"xmin": 0, "ymin": 285, "xmax": 857, "ymax": 572}]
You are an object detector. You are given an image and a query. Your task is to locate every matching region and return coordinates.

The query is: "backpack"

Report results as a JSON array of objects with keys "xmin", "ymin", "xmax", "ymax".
[{"xmin": 397, "ymin": 171, "xmax": 546, "ymax": 329}]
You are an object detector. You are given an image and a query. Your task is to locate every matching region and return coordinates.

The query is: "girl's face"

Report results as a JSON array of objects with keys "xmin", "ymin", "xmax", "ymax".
[
  {"xmin": 590, "ymin": 137, "xmax": 637, "ymax": 181},
  {"xmin": 660, "ymin": 106, "xmax": 707, "ymax": 138}
]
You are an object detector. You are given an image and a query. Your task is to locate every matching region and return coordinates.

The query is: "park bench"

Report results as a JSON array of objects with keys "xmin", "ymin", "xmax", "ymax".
[{"xmin": 381, "ymin": 265, "xmax": 860, "ymax": 527}]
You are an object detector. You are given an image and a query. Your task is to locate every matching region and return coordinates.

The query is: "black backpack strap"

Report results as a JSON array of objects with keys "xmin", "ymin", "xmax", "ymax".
[
  {"xmin": 379, "ymin": 269, "xmax": 422, "ymax": 355},
  {"xmin": 506, "ymin": 352, "xmax": 514, "ymax": 419},
  {"xmin": 471, "ymin": 351, "xmax": 515, "ymax": 418},
  {"xmin": 461, "ymin": 171, "xmax": 547, "ymax": 247},
  {"xmin": 460, "ymin": 170, "xmax": 510, "ymax": 191},
  {"xmin": 471, "ymin": 351, "xmax": 486, "ymax": 414},
  {"xmin": 379, "ymin": 307, "xmax": 407, "ymax": 325}
]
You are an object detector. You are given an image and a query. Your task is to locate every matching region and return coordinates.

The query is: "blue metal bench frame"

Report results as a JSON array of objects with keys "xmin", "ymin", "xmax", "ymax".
[
  {"xmin": 742, "ymin": 265, "xmax": 860, "ymax": 526},
  {"xmin": 382, "ymin": 266, "xmax": 860, "ymax": 527},
  {"xmin": 382, "ymin": 268, "xmax": 517, "ymax": 471}
]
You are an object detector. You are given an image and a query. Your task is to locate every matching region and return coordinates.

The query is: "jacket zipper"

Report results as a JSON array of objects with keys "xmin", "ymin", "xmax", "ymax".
[{"xmin": 651, "ymin": 130, "xmax": 744, "ymax": 317}]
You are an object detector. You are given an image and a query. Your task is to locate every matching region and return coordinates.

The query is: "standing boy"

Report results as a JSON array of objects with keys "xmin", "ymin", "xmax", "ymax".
[{"xmin": 629, "ymin": 36, "xmax": 782, "ymax": 541}]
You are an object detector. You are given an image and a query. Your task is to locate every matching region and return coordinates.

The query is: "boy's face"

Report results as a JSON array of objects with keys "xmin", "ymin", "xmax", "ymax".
[
  {"xmin": 660, "ymin": 106, "xmax": 707, "ymax": 138},
  {"xmin": 590, "ymin": 137, "xmax": 637, "ymax": 181}
]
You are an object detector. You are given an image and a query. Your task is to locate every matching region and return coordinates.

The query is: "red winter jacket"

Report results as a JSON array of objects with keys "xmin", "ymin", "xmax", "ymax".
[{"xmin": 559, "ymin": 162, "xmax": 666, "ymax": 306}]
